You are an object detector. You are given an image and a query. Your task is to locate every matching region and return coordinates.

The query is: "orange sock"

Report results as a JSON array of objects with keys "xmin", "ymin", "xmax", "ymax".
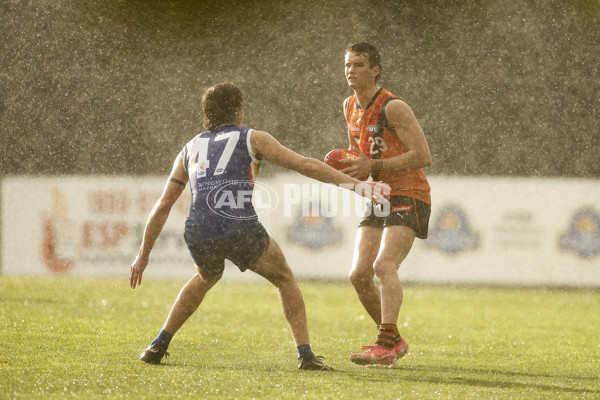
[{"xmin": 376, "ymin": 323, "xmax": 399, "ymax": 348}]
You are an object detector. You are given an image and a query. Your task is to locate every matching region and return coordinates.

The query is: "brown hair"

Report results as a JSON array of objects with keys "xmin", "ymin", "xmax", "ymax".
[
  {"xmin": 345, "ymin": 42, "xmax": 382, "ymax": 82},
  {"xmin": 202, "ymin": 83, "xmax": 244, "ymax": 130}
]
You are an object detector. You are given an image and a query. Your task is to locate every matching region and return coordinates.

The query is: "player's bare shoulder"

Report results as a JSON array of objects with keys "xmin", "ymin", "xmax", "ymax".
[
  {"xmin": 385, "ymin": 98, "xmax": 414, "ymax": 119},
  {"xmin": 250, "ymin": 129, "xmax": 291, "ymax": 163},
  {"xmin": 384, "ymin": 98, "xmax": 420, "ymax": 131},
  {"xmin": 249, "ymin": 130, "xmax": 272, "ymax": 154}
]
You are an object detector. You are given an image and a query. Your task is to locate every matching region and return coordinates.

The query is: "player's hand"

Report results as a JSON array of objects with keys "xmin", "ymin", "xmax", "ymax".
[
  {"xmin": 130, "ymin": 255, "xmax": 149, "ymax": 289},
  {"xmin": 370, "ymin": 181, "xmax": 391, "ymax": 203},
  {"xmin": 355, "ymin": 181, "xmax": 391, "ymax": 204},
  {"xmin": 340, "ymin": 150, "xmax": 371, "ymax": 180}
]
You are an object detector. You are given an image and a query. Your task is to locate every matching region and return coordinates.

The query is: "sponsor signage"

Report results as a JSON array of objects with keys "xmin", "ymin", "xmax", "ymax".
[{"xmin": 2, "ymin": 175, "xmax": 599, "ymax": 286}]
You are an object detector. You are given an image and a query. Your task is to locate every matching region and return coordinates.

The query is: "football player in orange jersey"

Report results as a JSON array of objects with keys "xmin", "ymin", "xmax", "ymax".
[{"xmin": 340, "ymin": 43, "xmax": 433, "ymax": 366}]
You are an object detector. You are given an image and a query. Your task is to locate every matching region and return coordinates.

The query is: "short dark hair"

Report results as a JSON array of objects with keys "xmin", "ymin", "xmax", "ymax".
[
  {"xmin": 345, "ymin": 42, "xmax": 382, "ymax": 82},
  {"xmin": 202, "ymin": 83, "xmax": 244, "ymax": 130}
]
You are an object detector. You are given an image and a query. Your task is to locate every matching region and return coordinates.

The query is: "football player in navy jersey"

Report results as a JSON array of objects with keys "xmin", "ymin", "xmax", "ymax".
[{"xmin": 130, "ymin": 83, "xmax": 388, "ymax": 370}]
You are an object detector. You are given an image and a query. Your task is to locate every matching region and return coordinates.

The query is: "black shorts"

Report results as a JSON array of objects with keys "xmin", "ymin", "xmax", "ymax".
[
  {"xmin": 184, "ymin": 225, "xmax": 270, "ymax": 275},
  {"xmin": 359, "ymin": 196, "xmax": 431, "ymax": 239}
]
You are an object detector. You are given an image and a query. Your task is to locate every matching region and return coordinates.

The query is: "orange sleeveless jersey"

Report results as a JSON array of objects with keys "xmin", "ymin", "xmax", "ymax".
[{"xmin": 345, "ymin": 88, "xmax": 431, "ymax": 204}]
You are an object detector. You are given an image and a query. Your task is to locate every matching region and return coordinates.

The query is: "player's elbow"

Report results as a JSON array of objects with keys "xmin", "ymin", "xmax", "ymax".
[
  {"xmin": 153, "ymin": 196, "xmax": 175, "ymax": 217},
  {"xmin": 417, "ymin": 148, "xmax": 432, "ymax": 168},
  {"xmin": 421, "ymin": 153, "xmax": 432, "ymax": 168}
]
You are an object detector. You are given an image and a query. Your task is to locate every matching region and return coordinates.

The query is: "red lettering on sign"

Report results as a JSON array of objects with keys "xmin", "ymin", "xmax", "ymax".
[{"xmin": 81, "ymin": 221, "xmax": 129, "ymax": 249}]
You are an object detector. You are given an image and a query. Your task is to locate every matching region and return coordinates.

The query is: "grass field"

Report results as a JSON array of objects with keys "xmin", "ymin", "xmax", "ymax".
[{"xmin": 1, "ymin": 276, "xmax": 599, "ymax": 399}]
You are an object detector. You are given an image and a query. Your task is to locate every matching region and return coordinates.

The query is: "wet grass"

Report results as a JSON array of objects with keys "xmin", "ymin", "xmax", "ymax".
[{"xmin": 1, "ymin": 276, "xmax": 599, "ymax": 399}]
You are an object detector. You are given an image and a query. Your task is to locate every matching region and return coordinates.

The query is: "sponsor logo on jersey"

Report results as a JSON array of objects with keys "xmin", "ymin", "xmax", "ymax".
[
  {"xmin": 559, "ymin": 206, "xmax": 600, "ymax": 258},
  {"xmin": 426, "ymin": 203, "xmax": 479, "ymax": 254},
  {"xmin": 206, "ymin": 180, "xmax": 279, "ymax": 220}
]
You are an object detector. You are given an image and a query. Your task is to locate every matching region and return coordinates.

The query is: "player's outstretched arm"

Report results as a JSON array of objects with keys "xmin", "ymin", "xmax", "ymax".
[
  {"xmin": 130, "ymin": 153, "xmax": 189, "ymax": 289},
  {"xmin": 251, "ymin": 130, "xmax": 361, "ymax": 187},
  {"xmin": 250, "ymin": 130, "xmax": 389, "ymax": 201}
]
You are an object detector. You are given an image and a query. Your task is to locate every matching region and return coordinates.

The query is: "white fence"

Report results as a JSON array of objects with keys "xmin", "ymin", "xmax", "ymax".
[{"xmin": 2, "ymin": 175, "xmax": 599, "ymax": 286}]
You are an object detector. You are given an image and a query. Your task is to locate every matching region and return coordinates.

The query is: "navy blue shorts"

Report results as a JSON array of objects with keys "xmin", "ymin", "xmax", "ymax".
[
  {"xmin": 184, "ymin": 225, "xmax": 270, "ymax": 275},
  {"xmin": 359, "ymin": 196, "xmax": 431, "ymax": 239}
]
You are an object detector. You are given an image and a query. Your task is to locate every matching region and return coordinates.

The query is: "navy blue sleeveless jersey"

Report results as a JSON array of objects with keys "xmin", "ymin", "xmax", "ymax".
[{"xmin": 182, "ymin": 125, "xmax": 262, "ymax": 239}]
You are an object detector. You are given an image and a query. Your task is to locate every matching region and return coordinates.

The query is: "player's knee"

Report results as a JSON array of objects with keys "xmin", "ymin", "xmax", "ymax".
[
  {"xmin": 372, "ymin": 259, "xmax": 397, "ymax": 280},
  {"xmin": 198, "ymin": 271, "xmax": 222, "ymax": 288},
  {"xmin": 349, "ymin": 267, "xmax": 372, "ymax": 288},
  {"xmin": 277, "ymin": 267, "xmax": 296, "ymax": 285},
  {"xmin": 265, "ymin": 264, "xmax": 296, "ymax": 288}
]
